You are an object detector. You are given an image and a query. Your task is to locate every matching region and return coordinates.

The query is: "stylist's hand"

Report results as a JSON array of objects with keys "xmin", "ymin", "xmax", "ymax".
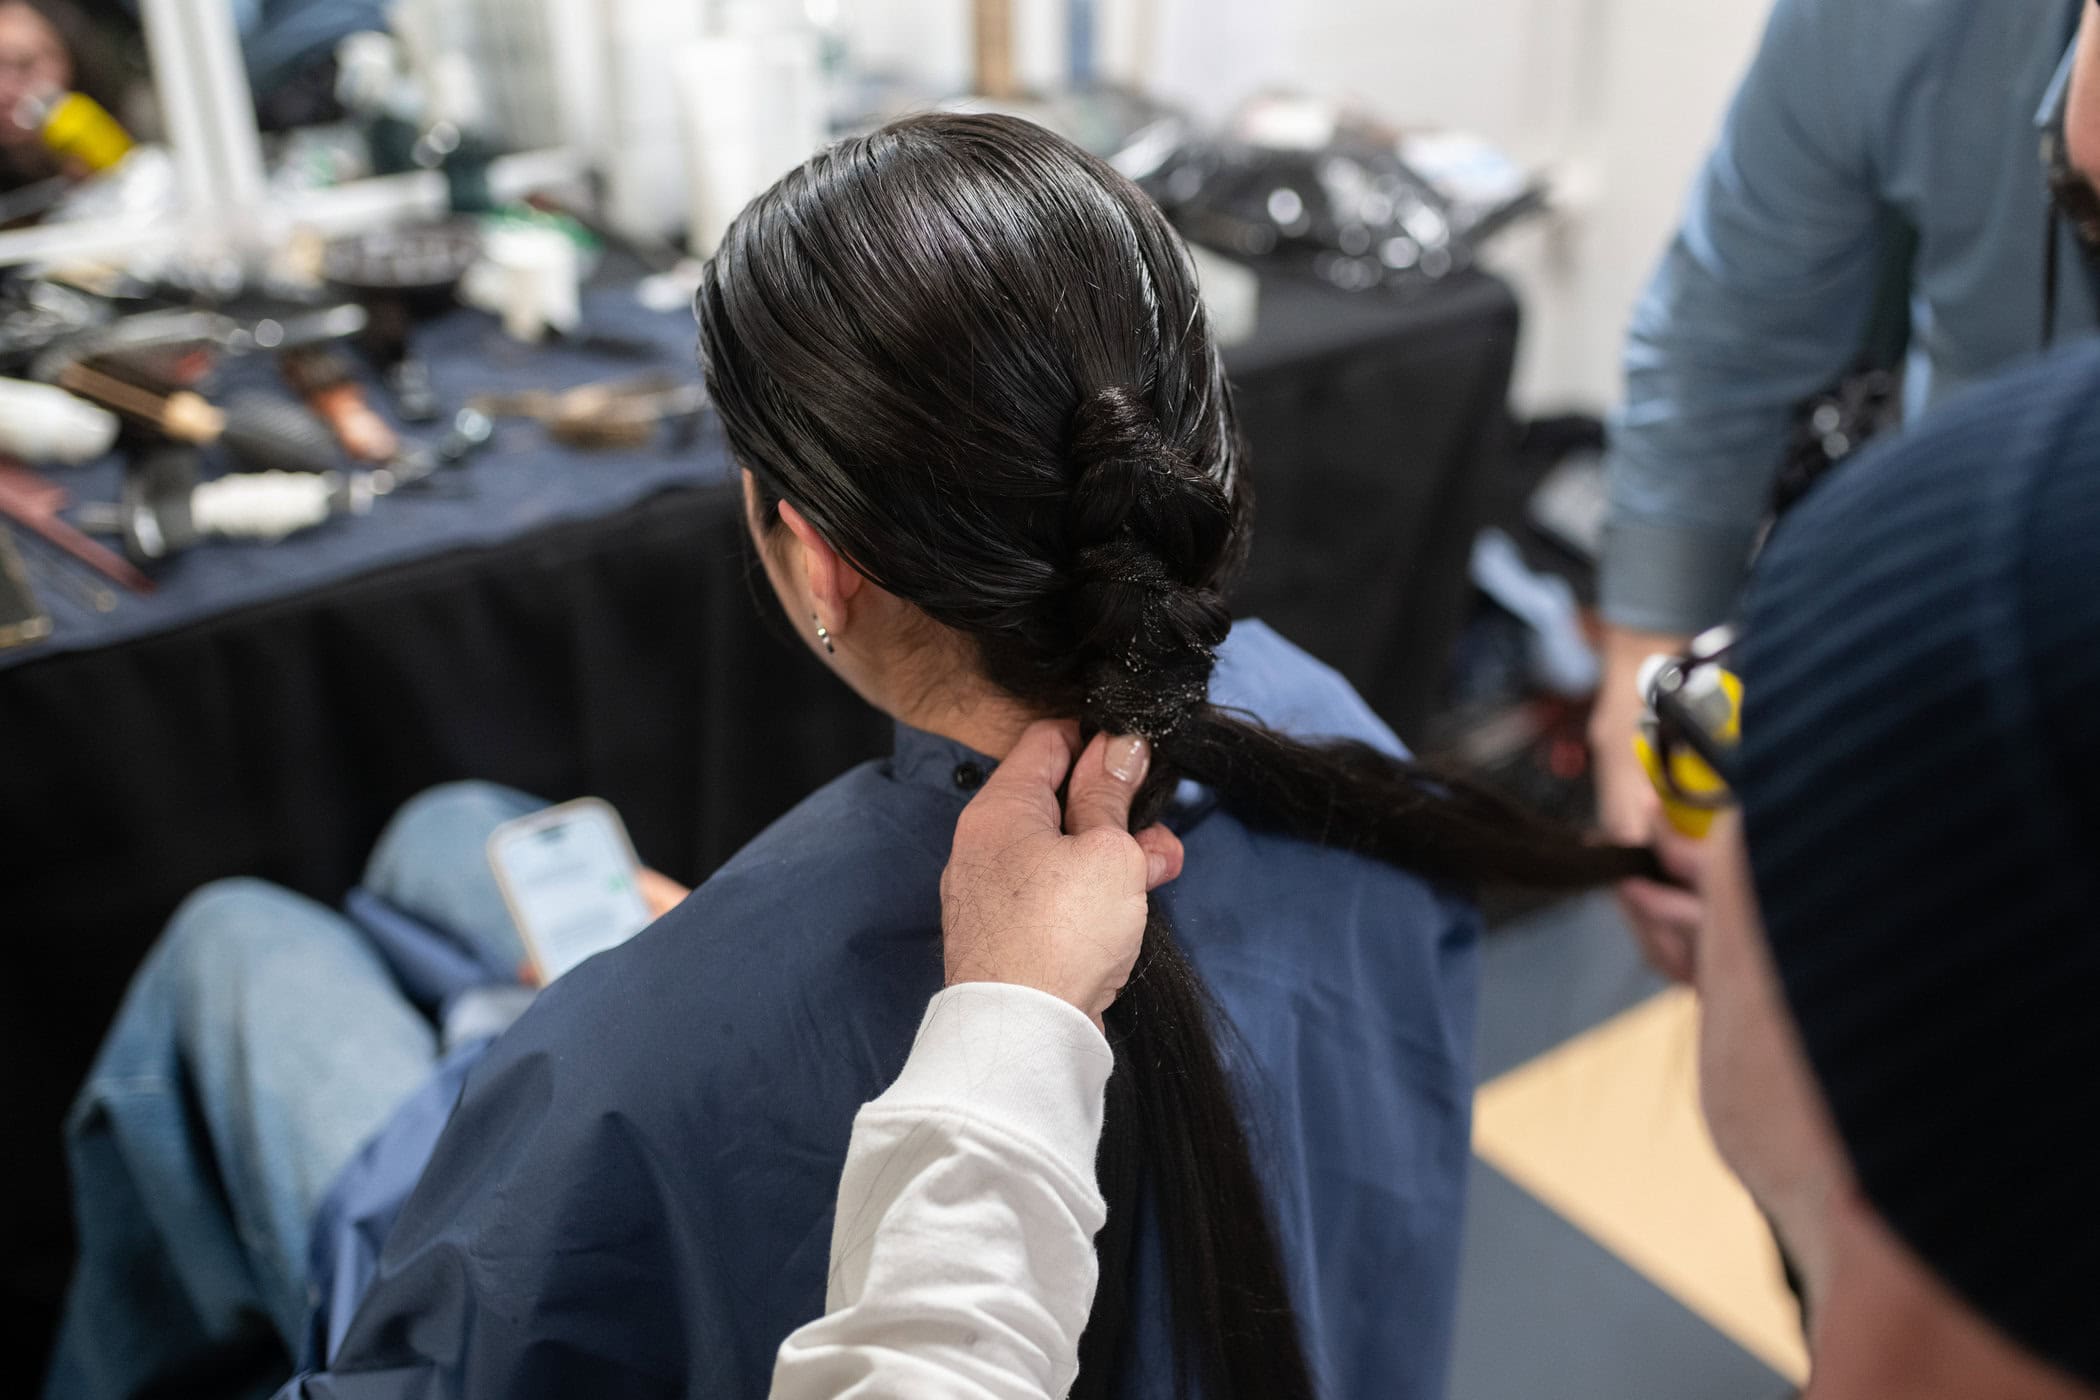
[
  {"xmin": 1591, "ymin": 623, "xmax": 1703, "ymax": 982},
  {"xmin": 941, "ymin": 720, "xmax": 1184, "ymax": 1031}
]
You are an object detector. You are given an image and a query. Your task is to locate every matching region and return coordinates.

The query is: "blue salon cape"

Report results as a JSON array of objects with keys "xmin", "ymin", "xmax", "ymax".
[{"xmin": 286, "ymin": 621, "xmax": 1482, "ymax": 1400}]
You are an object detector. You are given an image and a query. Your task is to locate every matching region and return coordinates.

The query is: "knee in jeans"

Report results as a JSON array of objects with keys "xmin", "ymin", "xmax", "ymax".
[
  {"xmin": 390, "ymin": 780, "xmax": 537, "ymax": 843},
  {"xmin": 168, "ymin": 877, "xmax": 295, "ymax": 945},
  {"xmin": 369, "ymin": 781, "xmax": 540, "ymax": 881},
  {"xmin": 162, "ymin": 879, "xmax": 343, "ymax": 987}
]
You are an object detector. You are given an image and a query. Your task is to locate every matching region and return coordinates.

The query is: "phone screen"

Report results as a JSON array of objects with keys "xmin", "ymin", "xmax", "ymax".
[
  {"xmin": 0, "ymin": 531, "xmax": 53, "ymax": 651},
  {"xmin": 488, "ymin": 800, "xmax": 653, "ymax": 982}
]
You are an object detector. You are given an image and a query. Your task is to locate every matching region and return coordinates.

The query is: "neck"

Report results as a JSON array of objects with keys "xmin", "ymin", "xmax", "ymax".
[
  {"xmin": 888, "ymin": 673, "xmax": 1045, "ymax": 761},
  {"xmin": 1804, "ymin": 1197, "xmax": 2093, "ymax": 1400},
  {"xmin": 829, "ymin": 608, "xmax": 1047, "ymax": 759}
]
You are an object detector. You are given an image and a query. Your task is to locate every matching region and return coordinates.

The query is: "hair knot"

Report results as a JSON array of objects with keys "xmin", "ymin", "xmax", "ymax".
[{"xmin": 1066, "ymin": 386, "xmax": 1235, "ymax": 736}]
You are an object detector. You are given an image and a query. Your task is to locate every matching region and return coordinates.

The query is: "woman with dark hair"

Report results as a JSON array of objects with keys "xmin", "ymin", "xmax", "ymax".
[{"xmin": 56, "ymin": 112, "xmax": 1642, "ymax": 1400}]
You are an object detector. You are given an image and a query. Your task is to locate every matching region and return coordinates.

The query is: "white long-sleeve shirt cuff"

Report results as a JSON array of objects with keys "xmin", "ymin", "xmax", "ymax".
[
  {"xmin": 873, "ymin": 982, "xmax": 1113, "ymax": 1179},
  {"xmin": 769, "ymin": 983, "xmax": 1114, "ymax": 1400}
]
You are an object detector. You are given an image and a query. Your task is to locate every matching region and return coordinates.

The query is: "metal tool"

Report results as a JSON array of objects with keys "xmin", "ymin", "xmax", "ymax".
[
  {"xmin": 26, "ymin": 304, "xmax": 370, "ymax": 386},
  {"xmin": 469, "ymin": 375, "xmax": 706, "ymax": 450},
  {"xmin": 0, "ymin": 526, "xmax": 54, "ymax": 648},
  {"xmin": 375, "ymin": 407, "xmax": 494, "ymax": 493},
  {"xmin": 0, "ymin": 279, "xmax": 105, "ymax": 373},
  {"xmin": 0, "ymin": 457, "xmax": 154, "ymax": 594},
  {"xmin": 11, "ymin": 525, "xmax": 116, "ymax": 612}
]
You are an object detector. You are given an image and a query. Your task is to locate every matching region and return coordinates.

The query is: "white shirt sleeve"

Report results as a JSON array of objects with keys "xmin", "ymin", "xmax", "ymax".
[{"xmin": 768, "ymin": 982, "xmax": 1115, "ymax": 1400}]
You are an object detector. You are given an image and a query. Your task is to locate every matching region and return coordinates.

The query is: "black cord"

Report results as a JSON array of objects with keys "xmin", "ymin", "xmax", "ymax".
[{"xmin": 2045, "ymin": 208, "xmax": 2062, "ymax": 350}]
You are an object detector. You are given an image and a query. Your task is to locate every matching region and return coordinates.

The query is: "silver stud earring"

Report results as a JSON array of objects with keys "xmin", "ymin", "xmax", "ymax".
[{"xmin": 812, "ymin": 612, "xmax": 835, "ymax": 655}]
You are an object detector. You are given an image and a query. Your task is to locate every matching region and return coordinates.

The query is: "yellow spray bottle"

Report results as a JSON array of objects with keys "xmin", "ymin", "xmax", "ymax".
[
  {"xmin": 17, "ymin": 90, "xmax": 134, "ymax": 174},
  {"xmin": 1632, "ymin": 648, "xmax": 1741, "ymax": 838}
]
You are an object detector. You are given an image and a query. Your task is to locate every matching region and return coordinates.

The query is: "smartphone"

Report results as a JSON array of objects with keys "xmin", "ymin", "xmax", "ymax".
[
  {"xmin": 487, "ymin": 798, "xmax": 654, "ymax": 983},
  {"xmin": 0, "ymin": 530, "xmax": 53, "ymax": 651}
]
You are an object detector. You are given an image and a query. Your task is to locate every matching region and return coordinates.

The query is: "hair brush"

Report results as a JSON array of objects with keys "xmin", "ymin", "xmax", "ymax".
[{"xmin": 56, "ymin": 363, "xmax": 341, "ymax": 474}]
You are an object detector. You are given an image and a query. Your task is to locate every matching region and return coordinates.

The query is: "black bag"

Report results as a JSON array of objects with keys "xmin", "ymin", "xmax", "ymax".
[{"xmin": 1771, "ymin": 217, "xmax": 1916, "ymax": 516}]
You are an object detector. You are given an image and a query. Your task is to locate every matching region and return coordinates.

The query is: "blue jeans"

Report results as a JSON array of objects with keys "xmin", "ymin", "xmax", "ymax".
[{"xmin": 45, "ymin": 783, "xmax": 540, "ymax": 1399}]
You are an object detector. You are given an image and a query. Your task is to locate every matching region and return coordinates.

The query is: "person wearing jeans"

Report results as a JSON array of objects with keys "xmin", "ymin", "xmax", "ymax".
[{"xmin": 48, "ymin": 782, "xmax": 552, "ymax": 1396}]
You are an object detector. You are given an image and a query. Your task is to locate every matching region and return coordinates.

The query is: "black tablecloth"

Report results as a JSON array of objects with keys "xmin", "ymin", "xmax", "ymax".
[
  {"xmin": 0, "ymin": 266, "xmax": 1518, "ymax": 1365},
  {"xmin": 1229, "ymin": 271, "xmax": 1518, "ymax": 746}
]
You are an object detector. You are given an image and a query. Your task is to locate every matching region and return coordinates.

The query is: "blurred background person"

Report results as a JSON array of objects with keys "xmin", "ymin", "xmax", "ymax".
[
  {"xmin": 1701, "ymin": 334, "xmax": 2100, "ymax": 1399},
  {"xmin": 0, "ymin": 0, "xmax": 121, "ymax": 197},
  {"xmin": 1590, "ymin": 0, "xmax": 2100, "ymax": 977}
]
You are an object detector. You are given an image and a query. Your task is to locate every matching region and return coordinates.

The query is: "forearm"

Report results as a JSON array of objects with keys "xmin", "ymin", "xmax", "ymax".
[
  {"xmin": 1604, "ymin": 0, "xmax": 1887, "ymax": 635},
  {"xmin": 770, "ymin": 984, "xmax": 1113, "ymax": 1400},
  {"xmin": 1605, "ymin": 242, "xmax": 1869, "ymax": 634},
  {"xmin": 1598, "ymin": 515, "xmax": 1764, "ymax": 637}
]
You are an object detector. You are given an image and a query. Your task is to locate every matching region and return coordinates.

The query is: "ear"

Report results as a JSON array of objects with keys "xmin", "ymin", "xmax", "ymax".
[{"xmin": 777, "ymin": 499, "xmax": 866, "ymax": 620}]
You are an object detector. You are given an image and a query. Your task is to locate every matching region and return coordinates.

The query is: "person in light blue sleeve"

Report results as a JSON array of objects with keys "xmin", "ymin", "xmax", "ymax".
[
  {"xmin": 1590, "ymin": 0, "xmax": 2100, "ymax": 978},
  {"xmin": 225, "ymin": 0, "xmax": 387, "ymax": 99}
]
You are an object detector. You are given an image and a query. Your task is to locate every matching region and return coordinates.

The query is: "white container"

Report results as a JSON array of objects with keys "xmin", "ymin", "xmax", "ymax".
[
  {"xmin": 678, "ymin": 29, "xmax": 826, "ymax": 257},
  {"xmin": 464, "ymin": 225, "xmax": 583, "ymax": 342},
  {"xmin": 601, "ymin": 0, "xmax": 709, "ymax": 241}
]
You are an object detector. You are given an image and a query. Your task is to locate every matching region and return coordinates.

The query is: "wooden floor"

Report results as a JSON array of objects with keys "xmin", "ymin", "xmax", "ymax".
[{"xmin": 1450, "ymin": 894, "xmax": 1801, "ymax": 1400}]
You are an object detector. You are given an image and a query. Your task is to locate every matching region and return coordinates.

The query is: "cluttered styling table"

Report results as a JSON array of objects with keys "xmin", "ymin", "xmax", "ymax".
[{"xmin": 0, "ymin": 263, "xmax": 1519, "ymax": 1338}]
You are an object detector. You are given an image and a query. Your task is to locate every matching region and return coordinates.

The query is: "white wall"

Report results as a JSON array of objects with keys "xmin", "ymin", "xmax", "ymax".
[
  {"xmin": 812, "ymin": 1, "xmax": 1773, "ymax": 411},
  {"xmin": 1146, "ymin": 0, "xmax": 1775, "ymax": 413},
  {"xmin": 1503, "ymin": 0, "xmax": 1776, "ymax": 413},
  {"xmin": 841, "ymin": 0, "xmax": 1772, "ymax": 413}
]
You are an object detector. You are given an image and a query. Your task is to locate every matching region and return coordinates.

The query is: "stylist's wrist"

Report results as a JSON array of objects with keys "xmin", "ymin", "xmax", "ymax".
[
  {"xmin": 940, "ymin": 722, "xmax": 1183, "ymax": 1029},
  {"xmin": 1591, "ymin": 622, "xmax": 1702, "ymax": 981},
  {"xmin": 2069, "ymin": 0, "xmax": 2100, "ymax": 185}
]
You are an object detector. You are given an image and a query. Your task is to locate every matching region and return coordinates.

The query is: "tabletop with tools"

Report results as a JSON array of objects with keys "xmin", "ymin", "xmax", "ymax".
[
  {"xmin": 0, "ymin": 283, "xmax": 725, "ymax": 666},
  {"xmin": 1, "ymin": 264, "xmax": 1522, "ymax": 1382}
]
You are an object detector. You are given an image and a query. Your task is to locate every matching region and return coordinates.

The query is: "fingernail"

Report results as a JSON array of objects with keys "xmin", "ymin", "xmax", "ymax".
[
  {"xmin": 1147, "ymin": 851, "xmax": 1168, "ymax": 886},
  {"xmin": 1104, "ymin": 733, "xmax": 1150, "ymax": 784}
]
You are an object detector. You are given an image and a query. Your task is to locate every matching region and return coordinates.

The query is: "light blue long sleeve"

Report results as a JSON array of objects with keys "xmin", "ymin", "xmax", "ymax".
[
  {"xmin": 230, "ymin": 0, "xmax": 390, "ymax": 92},
  {"xmin": 1602, "ymin": 0, "xmax": 2092, "ymax": 634}
]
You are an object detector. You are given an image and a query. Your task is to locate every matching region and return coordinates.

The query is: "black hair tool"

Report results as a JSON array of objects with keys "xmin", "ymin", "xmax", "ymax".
[
  {"xmin": 72, "ymin": 446, "xmax": 375, "ymax": 563},
  {"xmin": 55, "ymin": 363, "xmax": 340, "ymax": 473}
]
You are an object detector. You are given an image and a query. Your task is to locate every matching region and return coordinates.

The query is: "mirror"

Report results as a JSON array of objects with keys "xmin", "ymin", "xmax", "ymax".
[
  {"xmin": 250, "ymin": 0, "xmax": 588, "ymax": 207},
  {"xmin": 0, "ymin": 0, "xmax": 590, "ymax": 269},
  {"xmin": 0, "ymin": 1, "xmax": 170, "ymax": 232}
]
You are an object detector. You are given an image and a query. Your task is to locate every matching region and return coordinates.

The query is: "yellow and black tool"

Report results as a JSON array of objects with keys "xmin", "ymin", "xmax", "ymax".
[
  {"xmin": 1633, "ymin": 627, "xmax": 1742, "ymax": 838},
  {"xmin": 17, "ymin": 90, "xmax": 134, "ymax": 174}
]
